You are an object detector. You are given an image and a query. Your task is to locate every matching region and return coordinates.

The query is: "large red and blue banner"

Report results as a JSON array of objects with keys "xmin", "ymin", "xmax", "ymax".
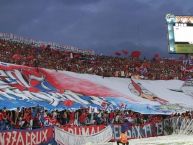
[
  {"xmin": 0, "ymin": 62, "xmax": 124, "ymax": 110},
  {"xmin": 0, "ymin": 127, "xmax": 54, "ymax": 145},
  {"xmin": 0, "ymin": 62, "xmax": 192, "ymax": 114}
]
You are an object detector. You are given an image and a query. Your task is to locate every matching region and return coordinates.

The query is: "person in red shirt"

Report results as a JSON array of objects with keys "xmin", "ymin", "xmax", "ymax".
[
  {"xmin": 79, "ymin": 111, "xmax": 87, "ymax": 125},
  {"xmin": 0, "ymin": 110, "xmax": 4, "ymax": 131},
  {"xmin": 49, "ymin": 115, "xmax": 58, "ymax": 126},
  {"xmin": 22, "ymin": 109, "xmax": 32, "ymax": 129},
  {"xmin": 69, "ymin": 111, "xmax": 75, "ymax": 125}
]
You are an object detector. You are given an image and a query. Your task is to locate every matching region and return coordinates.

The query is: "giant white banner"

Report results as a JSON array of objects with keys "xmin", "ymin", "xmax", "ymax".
[{"xmin": 54, "ymin": 126, "xmax": 113, "ymax": 145}]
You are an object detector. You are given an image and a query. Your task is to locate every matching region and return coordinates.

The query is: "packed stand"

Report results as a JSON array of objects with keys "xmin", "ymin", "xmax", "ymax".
[
  {"xmin": 1, "ymin": 106, "xmax": 193, "ymax": 131},
  {"xmin": 0, "ymin": 39, "xmax": 193, "ymax": 80},
  {"xmin": 2, "ymin": 106, "xmax": 192, "ymax": 131}
]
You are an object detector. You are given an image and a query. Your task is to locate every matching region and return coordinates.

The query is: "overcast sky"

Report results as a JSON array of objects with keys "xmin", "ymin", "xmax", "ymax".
[{"xmin": 0, "ymin": 0, "xmax": 193, "ymax": 57}]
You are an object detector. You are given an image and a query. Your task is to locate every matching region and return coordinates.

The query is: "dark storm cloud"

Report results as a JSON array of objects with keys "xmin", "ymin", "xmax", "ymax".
[
  {"xmin": 0, "ymin": 0, "xmax": 192, "ymax": 57},
  {"xmin": 57, "ymin": 0, "xmax": 101, "ymax": 6}
]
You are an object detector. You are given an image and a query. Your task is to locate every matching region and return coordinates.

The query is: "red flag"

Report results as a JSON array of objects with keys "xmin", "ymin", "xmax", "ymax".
[
  {"xmin": 122, "ymin": 49, "xmax": 129, "ymax": 55},
  {"xmin": 114, "ymin": 51, "xmax": 121, "ymax": 56},
  {"xmin": 131, "ymin": 51, "xmax": 141, "ymax": 58}
]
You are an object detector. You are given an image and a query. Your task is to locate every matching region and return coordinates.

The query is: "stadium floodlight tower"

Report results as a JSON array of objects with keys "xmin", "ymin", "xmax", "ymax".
[{"xmin": 166, "ymin": 14, "xmax": 193, "ymax": 59}]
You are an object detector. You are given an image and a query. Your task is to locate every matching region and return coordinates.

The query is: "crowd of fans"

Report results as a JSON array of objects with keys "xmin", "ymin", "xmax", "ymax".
[
  {"xmin": 1, "ymin": 106, "xmax": 192, "ymax": 131},
  {"xmin": 0, "ymin": 39, "xmax": 193, "ymax": 131},
  {"xmin": 0, "ymin": 39, "xmax": 192, "ymax": 80},
  {"xmin": 1, "ymin": 105, "xmax": 193, "ymax": 131}
]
